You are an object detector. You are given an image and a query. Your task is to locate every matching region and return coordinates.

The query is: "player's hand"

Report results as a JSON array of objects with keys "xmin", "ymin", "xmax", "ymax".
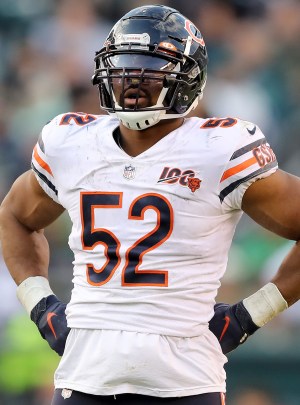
[
  {"xmin": 208, "ymin": 302, "xmax": 259, "ymax": 354},
  {"xmin": 30, "ymin": 294, "xmax": 70, "ymax": 356}
]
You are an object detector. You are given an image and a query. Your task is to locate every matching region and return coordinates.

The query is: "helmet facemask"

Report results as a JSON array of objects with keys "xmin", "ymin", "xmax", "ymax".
[{"xmin": 92, "ymin": 6, "xmax": 208, "ymax": 130}]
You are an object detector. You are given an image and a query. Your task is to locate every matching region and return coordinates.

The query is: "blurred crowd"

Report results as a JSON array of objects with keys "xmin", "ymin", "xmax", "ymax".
[{"xmin": 1, "ymin": 0, "xmax": 300, "ymax": 404}]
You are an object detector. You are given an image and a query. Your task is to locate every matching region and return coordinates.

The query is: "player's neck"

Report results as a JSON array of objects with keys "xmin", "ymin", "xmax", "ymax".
[{"xmin": 117, "ymin": 118, "xmax": 185, "ymax": 157}]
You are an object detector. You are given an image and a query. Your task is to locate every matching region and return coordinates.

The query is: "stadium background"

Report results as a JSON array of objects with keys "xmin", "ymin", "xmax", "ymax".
[{"xmin": 0, "ymin": 0, "xmax": 300, "ymax": 404}]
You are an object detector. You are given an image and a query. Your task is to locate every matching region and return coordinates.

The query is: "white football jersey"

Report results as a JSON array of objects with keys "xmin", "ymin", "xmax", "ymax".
[{"xmin": 31, "ymin": 113, "xmax": 277, "ymax": 396}]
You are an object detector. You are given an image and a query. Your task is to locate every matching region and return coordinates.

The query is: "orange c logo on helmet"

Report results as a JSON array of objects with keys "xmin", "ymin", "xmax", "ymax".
[{"xmin": 184, "ymin": 20, "xmax": 205, "ymax": 47}]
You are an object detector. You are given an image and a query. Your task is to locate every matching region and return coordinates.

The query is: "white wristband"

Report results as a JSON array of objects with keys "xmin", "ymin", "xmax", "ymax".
[
  {"xmin": 16, "ymin": 276, "xmax": 54, "ymax": 315},
  {"xmin": 243, "ymin": 282, "xmax": 288, "ymax": 327}
]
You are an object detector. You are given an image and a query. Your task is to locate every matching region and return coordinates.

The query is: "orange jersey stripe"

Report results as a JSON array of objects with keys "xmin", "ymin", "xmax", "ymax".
[
  {"xmin": 33, "ymin": 145, "xmax": 53, "ymax": 176},
  {"xmin": 221, "ymin": 156, "xmax": 257, "ymax": 182}
]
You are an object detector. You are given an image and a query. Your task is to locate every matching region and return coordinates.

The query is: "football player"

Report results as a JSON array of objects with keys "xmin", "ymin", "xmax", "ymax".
[{"xmin": 1, "ymin": 5, "xmax": 300, "ymax": 405}]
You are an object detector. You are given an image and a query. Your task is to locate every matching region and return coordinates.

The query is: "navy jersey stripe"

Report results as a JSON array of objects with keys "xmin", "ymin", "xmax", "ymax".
[
  {"xmin": 31, "ymin": 163, "xmax": 58, "ymax": 196},
  {"xmin": 219, "ymin": 160, "xmax": 277, "ymax": 203},
  {"xmin": 230, "ymin": 138, "xmax": 266, "ymax": 161}
]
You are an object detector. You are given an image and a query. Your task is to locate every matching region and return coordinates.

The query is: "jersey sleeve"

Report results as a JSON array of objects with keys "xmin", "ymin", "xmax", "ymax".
[
  {"xmin": 31, "ymin": 119, "xmax": 60, "ymax": 203},
  {"xmin": 31, "ymin": 111, "xmax": 101, "ymax": 204},
  {"xmin": 219, "ymin": 122, "xmax": 278, "ymax": 211}
]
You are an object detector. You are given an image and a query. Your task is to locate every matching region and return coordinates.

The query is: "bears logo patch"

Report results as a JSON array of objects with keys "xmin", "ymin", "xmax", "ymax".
[{"xmin": 187, "ymin": 177, "xmax": 201, "ymax": 193}]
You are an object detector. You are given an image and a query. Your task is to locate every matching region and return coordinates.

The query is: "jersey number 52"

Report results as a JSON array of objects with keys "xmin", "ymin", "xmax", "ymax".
[{"xmin": 81, "ymin": 192, "xmax": 173, "ymax": 287}]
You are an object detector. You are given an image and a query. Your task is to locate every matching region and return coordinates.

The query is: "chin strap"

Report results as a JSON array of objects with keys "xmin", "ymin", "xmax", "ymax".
[
  {"xmin": 114, "ymin": 110, "xmax": 165, "ymax": 130},
  {"xmin": 112, "ymin": 85, "xmax": 169, "ymax": 130},
  {"xmin": 111, "ymin": 92, "xmax": 201, "ymax": 131}
]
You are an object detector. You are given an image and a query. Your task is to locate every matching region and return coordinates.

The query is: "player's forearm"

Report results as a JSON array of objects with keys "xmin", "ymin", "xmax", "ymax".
[
  {"xmin": 271, "ymin": 240, "xmax": 300, "ymax": 306},
  {"xmin": 0, "ymin": 207, "xmax": 49, "ymax": 285},
  {"xmin": 0, "ymin": 207, "xmax": 69, "ymax": 355},
  {"xmin": 210, "ymin": 242, "xmax": 300, "ymax": 353},
  {"xmin": 238, "ymin": 240, "xmax": 300, "ymax": 333}
]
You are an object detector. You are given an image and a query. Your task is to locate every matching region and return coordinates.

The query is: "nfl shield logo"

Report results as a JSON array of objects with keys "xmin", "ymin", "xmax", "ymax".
[
  {"xmin": 61, "ymin": 389, "xmax": 73, "ymax": 399},
  {"xmin": 123, "ymin": 164, "xmax": 136, "ymax": 180}
]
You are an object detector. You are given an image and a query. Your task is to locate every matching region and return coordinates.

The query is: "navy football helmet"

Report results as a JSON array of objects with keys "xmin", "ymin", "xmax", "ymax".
[{"xmin": 92, "ymin": 5, "xmax": 208, "ymax": 130}]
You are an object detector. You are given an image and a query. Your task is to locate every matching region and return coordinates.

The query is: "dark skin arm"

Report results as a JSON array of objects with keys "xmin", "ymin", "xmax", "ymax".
[
  {"xmin": 0, "ymin": 170, "xmax": 65, "ymax": 285},
  {"xmin": 242, "ymin": 169, "xmax": 300, "ymax": 306}
]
